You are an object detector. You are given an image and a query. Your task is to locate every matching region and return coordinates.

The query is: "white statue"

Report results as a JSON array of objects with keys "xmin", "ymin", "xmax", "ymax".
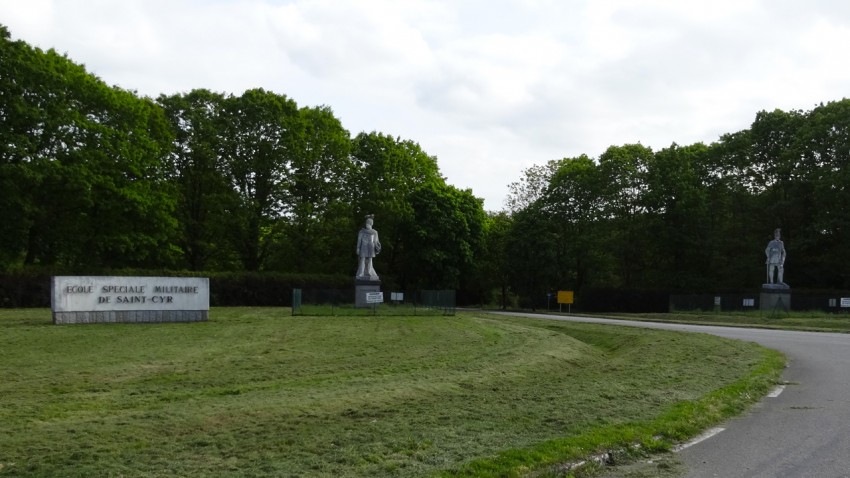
[
  {"xmin": 356, "ymin": 215, "xmax": 381, "ymax": 280},
  {"xmin": 765, "ymin": 228, "xmax": 787, "ymax": 285}
]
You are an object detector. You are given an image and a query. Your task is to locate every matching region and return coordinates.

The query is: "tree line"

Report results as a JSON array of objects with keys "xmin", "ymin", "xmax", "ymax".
[
  {"xmin": 0, "ymin": 25, "xmax": 485, "ymax": 296},
  {"xmin": 500, "ymin": 99, "xmax": 850, "ymax": 307},
  {"xmin": 3, "ymin": 24, "xmax": 850, "ymax": 309}
]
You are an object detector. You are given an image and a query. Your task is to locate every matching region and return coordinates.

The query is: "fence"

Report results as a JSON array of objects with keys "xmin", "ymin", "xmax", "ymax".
[
  {"xmin": 669, "ymin": 293, "xmax": 850, "ymax": 314},
  {"xmin": 292, "ymin": 288, "xmax": 456, "ymax": 316}
]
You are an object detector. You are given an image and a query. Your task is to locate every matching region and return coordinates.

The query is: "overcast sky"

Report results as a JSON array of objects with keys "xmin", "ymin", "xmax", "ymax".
[{"xmin": 3, "ymin": 0, "xmax": 850, "ymax": 210}]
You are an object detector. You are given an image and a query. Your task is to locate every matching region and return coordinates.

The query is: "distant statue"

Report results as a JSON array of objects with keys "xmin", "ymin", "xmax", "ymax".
[
  {"xmin": 765, "ymin": 228, "xmax": 787, "ymax": 285},
  {"xmin": 356, "ymin": 215, "xmax": 381, "ymax": 280}
]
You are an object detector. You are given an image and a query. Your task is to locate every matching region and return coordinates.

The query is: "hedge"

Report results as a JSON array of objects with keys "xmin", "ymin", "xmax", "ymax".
[{"xmin": 0, "ymin": 270, "xmax": 352, "ymax": 308}]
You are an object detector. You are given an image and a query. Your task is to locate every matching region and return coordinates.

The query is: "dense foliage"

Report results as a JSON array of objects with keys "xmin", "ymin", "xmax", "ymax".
[
  {"xmin": 503, "ymin": 101, "xmax": 850, "ymax": 307},
  {"xmin": 0, "ymin": 26, "xmax": 484, "ymax": 295},
  {"xmin": 3, "ymin": 25, "xmax": 850, "ymax": 309}
]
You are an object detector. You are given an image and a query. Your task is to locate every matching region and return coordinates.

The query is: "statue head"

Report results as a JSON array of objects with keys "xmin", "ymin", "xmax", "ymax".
[
  {"xmin": 365, "ymin": 214, "xmax": 374, "ymax": 228},
  {"xmin": 774, "ymin": 228, "xmax": 781, "ymax": 240}
]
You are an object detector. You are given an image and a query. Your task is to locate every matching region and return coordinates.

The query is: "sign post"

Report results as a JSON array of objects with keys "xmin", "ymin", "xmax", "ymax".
[{"xmin": 556, "ymin": 290, "xmax": 574, "ymax": 313}]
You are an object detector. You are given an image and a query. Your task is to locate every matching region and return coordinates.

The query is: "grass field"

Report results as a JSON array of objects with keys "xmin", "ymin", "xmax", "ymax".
[
  {"xmin": 0, "ymin": 308, "xmax": 783, "ymax": 477},
  {"xmin": 293, "ymin": 303, "xmax": 453, "ymax": 316},
  {"xmin": 600, "ymin": 310, "xmax": 850, "ymax": 333}
]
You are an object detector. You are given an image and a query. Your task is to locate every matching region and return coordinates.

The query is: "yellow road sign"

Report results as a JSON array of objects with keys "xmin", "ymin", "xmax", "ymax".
[{"xmin": 557, "ymin": 290, "xmax": 574, "ymax": 304}]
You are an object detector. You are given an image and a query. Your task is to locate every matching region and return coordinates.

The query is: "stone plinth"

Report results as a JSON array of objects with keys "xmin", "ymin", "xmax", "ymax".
[
  {"xmin": 760, "ymin": 284, "xmax": 790, "ymax": 312},
  {"xmin": 53, "ymin": 310, "xmax": 208, "ymax": 324},
  {"xmin": 355, "ymin": 279, "xmax": 381, "ymax": 308}
]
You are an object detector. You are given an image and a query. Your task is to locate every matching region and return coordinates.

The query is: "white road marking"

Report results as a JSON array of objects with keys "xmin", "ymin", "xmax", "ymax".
[
  {"xmin": 767, "ymin": 385, "xmax": 786, "ymax": 398},
  {"xmin": 673, "ymin": 427, "xmax": 726, "ymax": 452},
  {"xmin": 673, "ymin": 386, "xmax": 784, "ymax": 453}
]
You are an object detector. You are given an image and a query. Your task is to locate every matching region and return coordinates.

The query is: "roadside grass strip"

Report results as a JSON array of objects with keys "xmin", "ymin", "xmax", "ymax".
[
  {"xmin": 602, "ymin": 311, "xmax": 850, "ymax": 334},
  {"xmin": 0, "ymin": 309, "xmax": 784, "ymax": 477},
  {"xmin": 442, "ymin": 343, "xmax": 784, "ymax": 478}
]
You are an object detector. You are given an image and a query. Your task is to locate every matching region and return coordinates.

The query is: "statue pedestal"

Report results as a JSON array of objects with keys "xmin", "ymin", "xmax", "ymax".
[
  {"xmin": 760, "ymin": 284, "xmax": 790, "ymax": 312},
  {"xmin": 355, "ymin": 279, "xmax": 381, "ymax": 308}
]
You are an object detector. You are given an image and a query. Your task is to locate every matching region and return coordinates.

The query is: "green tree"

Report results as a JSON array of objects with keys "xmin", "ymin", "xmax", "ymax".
[
  {"xmin": 402, "ymin": 183, "xmax": 486, "ymax": 290},
  {"xmin": 158, "ymin": 89, "xmax": 238, "ymax": 270},
  {"xmin": 0, "ymin": 26, "xmax": 176, "ymax": 269},
  {"xmin": 642, "ymin": 143, "xmax": 712, "ymax": 290},
  {"xmin": 350, "ymin": 132, "xmax": 443, "ymax": 283},
  {"xmin": 542, "ymin": 155, "xmax": 611, "ymax": 291},
  {"xmin": 0, "ymin": 26, "xmax": 35, "ymax": 267},
  {"xmin": 271, "ymin": 105, "xmax": 354, "ymax": 274},
  {"xmin": 504, "ymin": 159, "xmax": 565, "ymax": 213},
  {"xmin": 504, "ymin": 200, "xmax": 560, "ymax": 309},
  {"xmin": 217, "ymin": 89, "xmax": 305, "ymax": 271},
  {"xmin": 697, "ymin": 130, "xmax": 761, "ymax": 288},
  {"xmin": 595, "ymin": 144, "xmax": 655, "ymax": 287},
  {"xmin": 478, "ymin": 211, "xmax": 514, "ymax": 308},
  {"xmin": 793, "ymin": 99, "xmax": 850, "ymax": 287},
  {"xmin": 749, "ymin": 109, "xmax": 809, "ymax": 240}
]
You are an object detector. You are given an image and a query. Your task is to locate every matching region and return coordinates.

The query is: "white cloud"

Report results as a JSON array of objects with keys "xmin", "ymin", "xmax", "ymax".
[{"xmin": 267, "ymin": 0, "xmax": 437, "ymax": 81}]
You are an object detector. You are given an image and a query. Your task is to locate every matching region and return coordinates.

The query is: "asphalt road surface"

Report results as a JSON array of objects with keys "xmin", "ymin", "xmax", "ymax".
[{"xmin": 492, "ymin": 312, "xmax": 850, "ymax": 478}]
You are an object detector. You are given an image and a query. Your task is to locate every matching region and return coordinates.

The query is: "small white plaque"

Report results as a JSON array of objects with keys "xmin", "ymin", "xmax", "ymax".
[
  {"xmin": 391, "ymin": 292, "xmax": 404, "ymax": 301},
  {"xmin": 841, "ymin": 298, "xmax": 850, "ymax": 308},
  {"xmin": 366, "ymin": 292, "xmax": 384, "ymax": 304}
]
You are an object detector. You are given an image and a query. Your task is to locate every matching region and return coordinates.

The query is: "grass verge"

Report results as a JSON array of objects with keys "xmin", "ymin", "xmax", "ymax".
[
  {"xmin": 0, "ymin": 309, "xmax": 783, "ymax": 477},
  {"xmin": 595, "ymin": 310, "xmax": 850, "ymax": 333},
  {"xmin": 440, "ymin": 317, "xmax": 784, "ymax": 477},
  {"xmin": 294, "ymin": 303, "xmax": 452, "ymax": 316}
]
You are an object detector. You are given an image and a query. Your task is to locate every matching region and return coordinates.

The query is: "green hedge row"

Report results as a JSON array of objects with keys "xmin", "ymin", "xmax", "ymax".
[
  {"xmin": 578, "ymin": 288, "xmax": 671, "ymax": 313},
  {"xmin": 0, "ymin": 272, "xmax": 53, "ymax": 308},
  {"xmin": 0, "ymin": 270, "xmax": 673, "ymax": 312},
  {"xmin": 209, "ymin": 272, "xmax": 352, "ymax": 306},
  {"xmin": 0, "ymin": 270, "xmax": 353, "ymax": 308}
]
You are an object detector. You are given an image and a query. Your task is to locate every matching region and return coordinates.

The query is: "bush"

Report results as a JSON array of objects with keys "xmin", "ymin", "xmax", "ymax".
[
  {"xmin": 577, "ymin": 288, "xmax": 670, "ymax": 313},
  {"xmin": 0, "ymin": 271, "xmax": 52, "ymax": 307},
  {"xmin": 209, "ymin": 272, "xmax": 351, "ymax": 306}
]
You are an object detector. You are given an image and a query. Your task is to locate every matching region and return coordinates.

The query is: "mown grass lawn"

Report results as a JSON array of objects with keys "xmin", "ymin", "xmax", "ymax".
[{"xmin": 0, "ymin": 308, "xmax": 782, "ymax": 477}]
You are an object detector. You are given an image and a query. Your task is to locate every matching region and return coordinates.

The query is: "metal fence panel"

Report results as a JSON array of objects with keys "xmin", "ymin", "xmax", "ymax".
[
  {"xmin": 670, "ymin": 293, "xmax": 850, "ymax": 314},
  {"xmin": 292, "ymin": 288, "xmax": 455, "ymax": 316}
]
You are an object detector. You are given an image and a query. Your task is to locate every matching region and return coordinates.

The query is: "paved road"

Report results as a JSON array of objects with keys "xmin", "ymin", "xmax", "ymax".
[{"xmin": 491, "ymin": 312, "xmax": 850, "ymax": 477}]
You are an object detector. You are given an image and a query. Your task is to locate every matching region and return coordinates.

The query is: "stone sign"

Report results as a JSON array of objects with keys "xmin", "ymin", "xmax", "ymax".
[{"xmin": 52, "ymin": 276, "xmax": 209, "ymax": 324}]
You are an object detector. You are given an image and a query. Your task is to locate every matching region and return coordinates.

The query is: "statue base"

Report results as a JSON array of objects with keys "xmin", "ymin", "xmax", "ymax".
[
  {"xmin": 355, "ymin": 279, "xmax": 381, "ymax": 308},
  {"xmin": 760, "ymin": 284, "xmax": 790, "ymax": 312}
]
